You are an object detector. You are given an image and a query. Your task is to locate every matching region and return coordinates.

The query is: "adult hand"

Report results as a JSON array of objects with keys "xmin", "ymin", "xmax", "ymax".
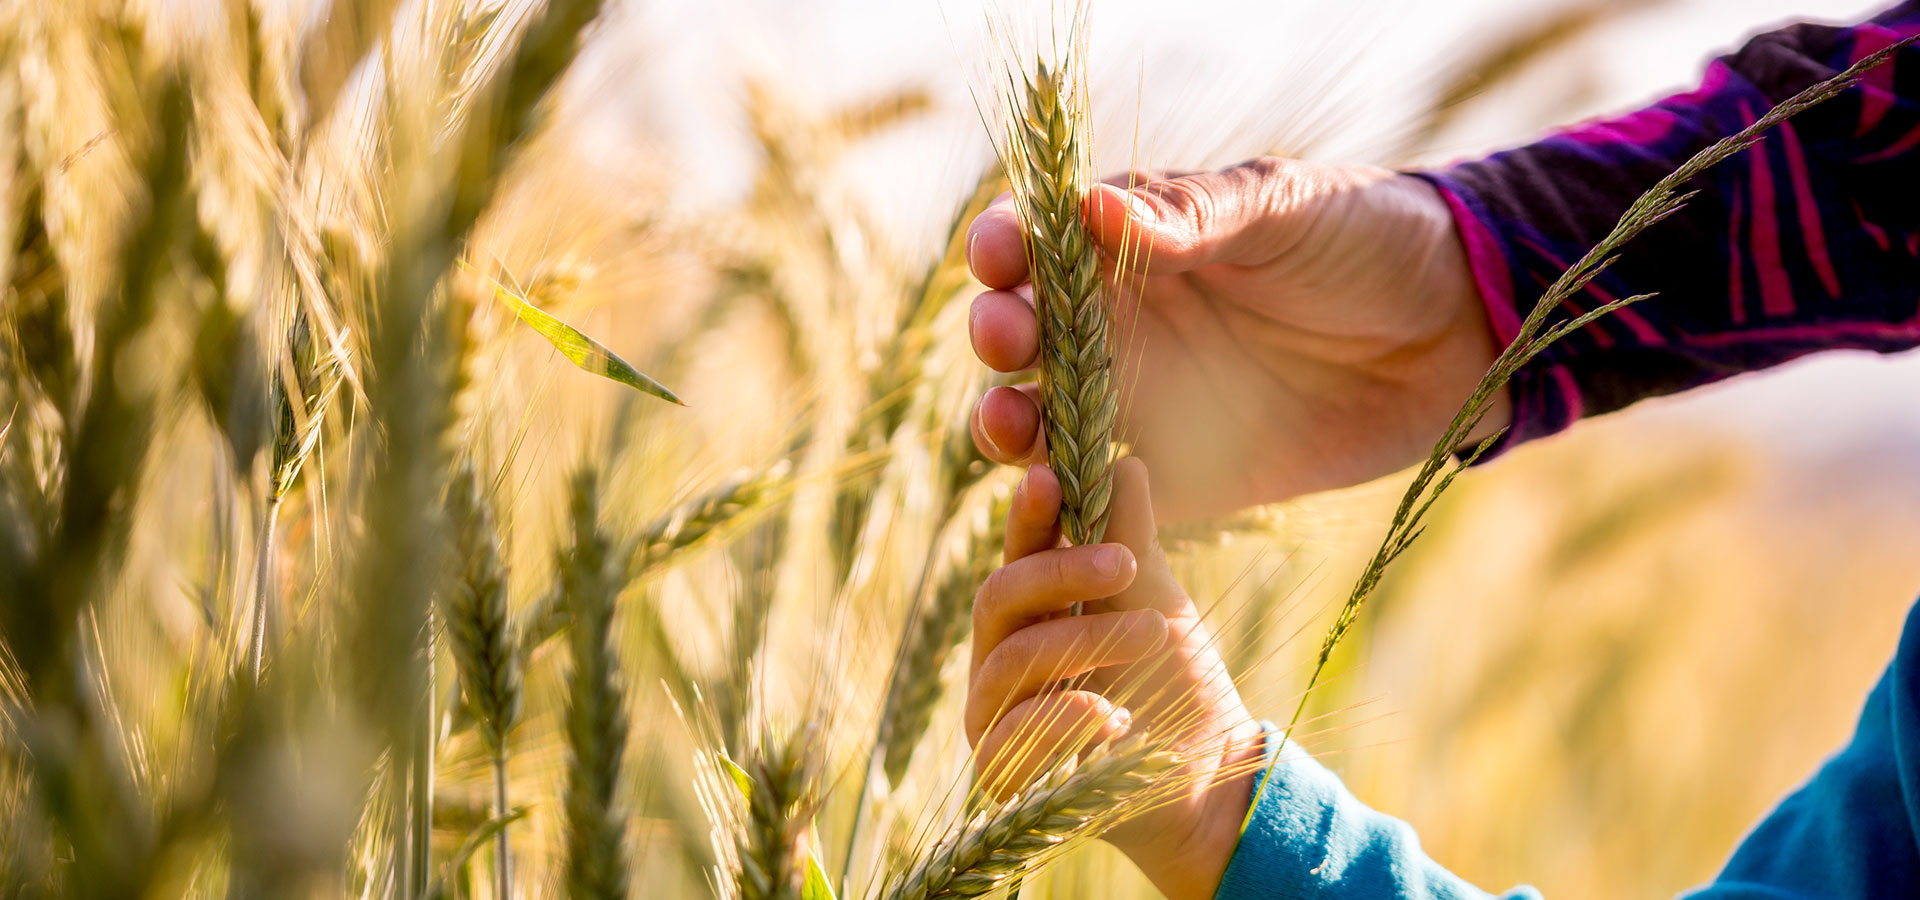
[{"xmin": 967, "ymin": 157, "xmax": 1508, "ymax": 522}]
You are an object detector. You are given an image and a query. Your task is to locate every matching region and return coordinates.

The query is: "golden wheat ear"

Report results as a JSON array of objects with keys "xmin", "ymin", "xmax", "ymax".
[{"xmin": 994, "ymin": 31, "xmax": 1118, "ymax": 552}]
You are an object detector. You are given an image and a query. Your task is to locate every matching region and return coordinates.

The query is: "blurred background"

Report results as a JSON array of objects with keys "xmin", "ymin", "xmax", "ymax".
[{"xmin": 11, "ymin": 0, "xmax": 1918, "ymax": 897}]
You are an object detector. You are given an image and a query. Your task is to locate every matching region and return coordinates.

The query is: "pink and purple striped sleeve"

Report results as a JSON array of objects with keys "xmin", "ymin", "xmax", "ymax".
[{"xmin": 1414, "ymin": 3, "xmax": 1920, "ymax": 452}]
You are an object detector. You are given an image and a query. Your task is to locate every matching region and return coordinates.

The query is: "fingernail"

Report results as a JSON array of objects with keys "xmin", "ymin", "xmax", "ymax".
[
  {"xmin": 1108, "ymin": 707, "xmax": 1133, "ymax": 732},
  {"xmin": 1092, "ymin": 545, "xmax": 1121, "ymax": 578},
  {"xmin": 977, "ymin": 402, "xmax": 1006, "ymax": 457}
]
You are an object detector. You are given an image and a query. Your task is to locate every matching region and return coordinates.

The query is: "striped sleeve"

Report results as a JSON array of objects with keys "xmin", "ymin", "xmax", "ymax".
[{"xmin": 1414, "ymin": 3, "xmax": 1920, "ymax": 451}]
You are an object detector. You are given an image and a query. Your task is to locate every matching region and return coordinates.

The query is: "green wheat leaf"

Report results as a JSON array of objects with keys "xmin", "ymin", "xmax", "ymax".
[
  {"xmin": 505, "ymin": 288, "xmax": 683, "ymax": 404},
  {"xmin": 471, "ymin": 265, "xmax": 684, "ymax": 405},
  {"xmin": 801, "ymin": 850, "xmax": 837, "ymax": 900},
  {"xmin": 719, "ymin": 753, "xmax": 753, "ymax": 798}
]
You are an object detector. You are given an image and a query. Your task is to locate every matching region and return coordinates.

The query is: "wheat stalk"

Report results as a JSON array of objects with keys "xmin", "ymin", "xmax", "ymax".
[
  {"xmin": 879, "ymin": 734, "xmax": 1177, "ymax": 900},
  {"xmin": 561, "ymin": 470, "xmax": 632, "ymax": 900},
  {"xmin": 1282, "ymin": 34, "xmax": 1919, "ymax": 741},
  {"xmin": 444, "ymin": 464, "xmax": 522, "ymax": 900},
  {"xmin": 521, "ymin": 460, "xmax": 794, "ymax": 651},
  {"xmin": 246, "ymin": 313, "xmax": 341, "ymax": 683},
  {"xmin": 1, "ymin": 58, "xmax": 196, "ymax": 898},
  {"xmin": 998, "ymin": 38, "xmax": 1117, "ymax": 550},
  {"xmin": 349, "ymin": 10, "xmax": 606, "ymax": 885},
  {"xmin": 840, "ymin": 481, "xmax": 1012, "ymax": 891},
  {"xmin": 877, "ymin": 487, "xmax": 1008, "ymax": 787}
]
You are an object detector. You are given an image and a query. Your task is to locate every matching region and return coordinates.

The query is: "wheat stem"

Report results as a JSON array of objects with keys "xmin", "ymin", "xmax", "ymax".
[
  {"xmin": 491, "ymin": 754, "xmax": 512, "ymax": 900},
  {"xmin": 879, "ymin": 491, "xmax": 1008, "ymax": 787},
  {"xmin": 840, "ymin": 487, "xmax": 1004, "ymax": 893},
  {"xmin": 719, "ymin": 520, "xmax": 784, "ymax": 757},
  {"xmin": 246, "ymin": 495, "xmax": 281, "ymax": 683}
]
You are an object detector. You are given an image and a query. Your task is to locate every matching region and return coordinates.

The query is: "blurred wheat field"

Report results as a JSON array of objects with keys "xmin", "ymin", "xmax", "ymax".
[{"xmin": 2, "ymin": 1, "xmax": 1916, "ymax": 899}]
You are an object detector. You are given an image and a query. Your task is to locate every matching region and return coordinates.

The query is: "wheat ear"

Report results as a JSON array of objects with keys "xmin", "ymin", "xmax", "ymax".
[
  {"xmin": 736, "ymin": 726, "xmax": 821, "ymax": 900},
  {"xmin": 444, "ymin": 464, "xmax": 523, "ymax": 900},
  {"xmin": 560, "ymin": 471, "xmax": 632, "ymax": 900},
  {"xmin": 879, "ymin": 735, "xmax": 1177, "ymax": 900},
  {"xmin": 1003, "ymin": 50, "xmax": 1117, "ymax": 549},
  {"xmin": 246, "ymin": 314, "xmax": 340, "ymax": 683}
]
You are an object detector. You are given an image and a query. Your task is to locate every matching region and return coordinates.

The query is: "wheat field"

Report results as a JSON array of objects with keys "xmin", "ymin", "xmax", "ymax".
[{"xmin": 0, "ymin": 1, "xmax": 1914, "ymax": 899}]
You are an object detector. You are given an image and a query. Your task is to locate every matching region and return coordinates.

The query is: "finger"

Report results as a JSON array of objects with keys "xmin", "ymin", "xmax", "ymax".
[
  {"xmin": 1100, "ymin": 169, "xmax": 1196, "ymax": 189},
  {"xmin": 966, "ymin": 609, "xmax": 1166, "ymax": 744},
  {"xmin": 1003, "ymin": 464, "xmax": 1064, "ymax": 563},
  {"xmin": 973, "ymin": 690, "xmax": 1130, "ymax": 798},
  {"xmin": 969, "ymin": 289, "xmax": 1039, "ymax": 372},
  {"xmin": 974, "ymin": 542, "xmax": 1138, "ymax": 661},
  {"xmin": 1085, "ymin": 156, "xmax": 1339, "ymax": 274},
  {"xmin": 966, "ymin": 198, "xmax": 1027, "ymax": 289},
  {"xmin": 971, "ymin": 383, "xmax": 1045, "ymax": 466},
  {"xmin": 1101, "ymin": 457, "xmax": 1185, "ymax": 612}
]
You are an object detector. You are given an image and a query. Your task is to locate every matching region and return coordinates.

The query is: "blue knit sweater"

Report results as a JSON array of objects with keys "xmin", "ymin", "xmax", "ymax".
[{"xmin": 1215, "ymin": 597, "xmax": 1920, "ymax": 899}]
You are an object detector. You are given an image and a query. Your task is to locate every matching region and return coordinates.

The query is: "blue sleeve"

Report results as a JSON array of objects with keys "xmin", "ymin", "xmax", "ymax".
[
  {"xmin": 1218, "ymin": 597, "xmax": 1920, "ymax": 900},
  {"xmin": 1214, "ymin": 726, "xmax": 1542, "ymax": 900},
  {"xmin": 1679, "ymin": 604, "xmax": 1920, "ymax": 899}
]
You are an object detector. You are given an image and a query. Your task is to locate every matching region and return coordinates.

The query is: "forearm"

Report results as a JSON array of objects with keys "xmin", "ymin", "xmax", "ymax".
[{"xmin": 1418, "ymin": 4, "xmax": 1920, "ymax": 450}]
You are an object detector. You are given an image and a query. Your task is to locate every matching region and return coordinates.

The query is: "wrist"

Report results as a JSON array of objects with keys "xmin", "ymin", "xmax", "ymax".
[
  {"xmin": 1393, "ymin": 173, "xmax": 1512, "ymax": 441},
  {"xmin": 1126, "ymin": 718, "xmax": 1268, "ymax": 900}
]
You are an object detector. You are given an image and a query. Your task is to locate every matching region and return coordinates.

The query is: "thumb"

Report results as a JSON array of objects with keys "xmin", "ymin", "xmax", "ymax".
[
  {"xmin": 1101, "ymin": 457, "xmax": 1185, "ymax": 612},
  {"xmin": 1086, "ymin": 157, "xmax": 1321, "ymax": 274}
]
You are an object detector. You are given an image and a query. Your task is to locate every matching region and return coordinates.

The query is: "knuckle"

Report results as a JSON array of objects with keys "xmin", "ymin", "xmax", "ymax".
[
  {"xmin": 1242, "ymin": 155, "xmax": 1289, "ymax": 180},
  {"xmin": 1042, "ymin": 549, "xmax": 1076, "ymax": 588},
  {"xmin": 977, "ymin": 630, "xmax": 1035, "ymax": 690},
  {"xmin": 1149, "ymin": 178, "xmax": 1219, "ymax": 249},
  {"xmin": 963, "ymin": 692, "xmax": 992, "ymax": 745},
  {"xmin": 973, "ymin": 569, "xmax": 1009, "ymax": 628}
]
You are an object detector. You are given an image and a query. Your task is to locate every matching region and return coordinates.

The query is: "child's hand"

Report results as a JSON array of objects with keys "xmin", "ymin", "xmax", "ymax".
[{"xmin": 967, "ymin": 456, "xmax": 1265, "ymax": 900}]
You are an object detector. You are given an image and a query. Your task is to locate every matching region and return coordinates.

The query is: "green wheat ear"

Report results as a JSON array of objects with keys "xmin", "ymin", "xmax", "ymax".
[
  {"xmin": 878, "ymin": 734, "xmax": 1178, "ymax": 900},
  {"xmin": 560, "ymin": 471, "xmax": 631, "ymax": 900},
  {"xmin": 1007, "ymin": 53, "xmax": 1117, "ymax": 548}
]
